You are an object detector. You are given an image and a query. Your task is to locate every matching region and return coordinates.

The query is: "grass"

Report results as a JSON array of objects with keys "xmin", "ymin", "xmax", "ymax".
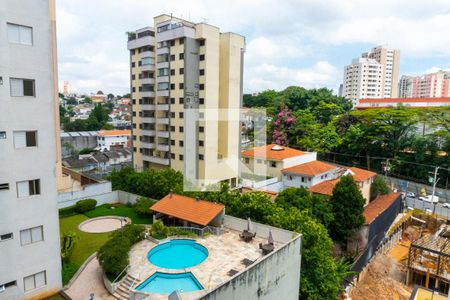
[
  {"xmin": 84, "ymin": 203, "xmax": 152, "ymax": 224},
  {"xmin": 59, "ymin": 215, "xmax": 111, "ymax": 285}
]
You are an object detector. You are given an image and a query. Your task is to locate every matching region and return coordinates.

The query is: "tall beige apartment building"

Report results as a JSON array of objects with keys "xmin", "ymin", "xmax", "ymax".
[
  {"xmin": 343, "ymin": 45, "xmax": 400, "ymax": 105},
  {"xmin": 0, "ymin": 0, "xmax": 63, "ymax": 298},
  {"xmin": 127, "ymin": 15, "xmax": 245, "ymax": 189}
]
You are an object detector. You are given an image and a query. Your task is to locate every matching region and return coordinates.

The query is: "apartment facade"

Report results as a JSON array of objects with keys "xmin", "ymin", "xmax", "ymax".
[
  {"xmin": 128, "ymin": 15, "xmax": 245, "ymax": 188},
  {"xmin": 343, "ymin": 45, "xmax": 400, "ymax": 105},
  {"xmin": 0, "ymin": 0, "xmax": 62, "ymax": 298},
  {"xmin": 399, "ymin": 71, "xmax": 450, "ymax": 98}
]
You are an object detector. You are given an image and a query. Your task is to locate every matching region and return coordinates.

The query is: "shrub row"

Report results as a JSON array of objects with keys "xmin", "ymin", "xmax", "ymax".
[
  {"xmin": 58, "ymin": 199, "xmax": 97, "ymax": 218},
  {"xmin": 97, "ymin": 224, "xmax": 146, "ymax": 280}
]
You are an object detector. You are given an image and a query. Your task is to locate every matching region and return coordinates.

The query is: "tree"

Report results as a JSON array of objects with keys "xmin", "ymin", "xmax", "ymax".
[
  {"xmin": 272, "ymin": 108, "xmax": 294, "ymax": 145},
  {"xmin": 329, "ymin": 175, "xmax": 366, "ymax": 245},
  {"xmin": 61, "ymin": 232, "xmax": 78, "ymax": 263},
  {"xmin": 79, "ymin": 147, "xmax": 96, "ymax": 155},
  {"xmin": 370, "ymin": 176, "xmax": 391, "ymax": 200},
  {"xmin": 107, "ymin": 93, "xmax": 114, "ymax": 100},
  {"xmin": 276, "ymin": 187, "xmax": 334, "ymax": 231}
]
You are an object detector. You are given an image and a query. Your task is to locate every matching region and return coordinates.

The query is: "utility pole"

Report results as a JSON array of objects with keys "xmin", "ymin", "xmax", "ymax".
[{"xmin": 430, "ymin": 166, "xmax": 439, "ymax": 215}]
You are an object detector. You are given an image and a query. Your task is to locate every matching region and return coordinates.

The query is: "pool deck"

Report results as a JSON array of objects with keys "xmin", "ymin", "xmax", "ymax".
[{"xmin": 128, "ymin": 229, "xmax": 280, "ymax": 299}]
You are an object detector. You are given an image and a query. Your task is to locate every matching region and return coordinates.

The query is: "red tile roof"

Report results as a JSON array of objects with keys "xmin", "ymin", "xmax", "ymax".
[
  {"xmin": 282, "ymin": 160, "xmax": 338, "ymax": 176},
  {"xmin": 308, "ymin": 179, "xmax": 340, "ymax": 196},
  {"xmin": 359, "ymin": 97, "xmax": 450, "ymax": 103},
  {"xmin": 242, "ymin": 144, "xmax": 306, "ymax": 161},
  {"xmin": 347, "ymin": 167, "xmax": 377, "ymax": 182},
  {"xmin": 98, "ymin": 130, "xmax": 131, "ymax": 137},
  {"xmin": 150, "ymin": 194, "xmax": 225, "ymax": 226},
  {"xmin": 363, "ymin": 193, "xmax": 401, "ymax": 225}
]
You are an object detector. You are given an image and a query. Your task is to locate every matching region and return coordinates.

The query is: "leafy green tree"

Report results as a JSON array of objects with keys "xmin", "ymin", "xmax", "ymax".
[
  {"xmin": 81, "ymin": 97, "xmax": 93, "ymax": 104},
  {"xmin": 329, "ymin": 175, "xmax": 366, "ymax": 245},
  {"xmin": 60, "ymin": 232, "xmax": 79, "ymax": 263},
  {"xmin": 107, "ymin": 93, "xmax": 114, "ymax": 100},
  {"xmin": 370, "ymin": 176, "xmax": 391, "ymax": 200},
  {"xmin": 79, "ymin": 148, "xmax": 96, "ymax": 155},
  {"xmin": 276, "ymin": 187, "xmax": 334, "ymax": 230}
]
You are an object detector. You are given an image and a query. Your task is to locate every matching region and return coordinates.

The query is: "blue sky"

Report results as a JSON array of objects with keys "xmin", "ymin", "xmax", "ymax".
[{"xmin": 56, "ymin": 0, "xmax": 450, "ymax": 96}]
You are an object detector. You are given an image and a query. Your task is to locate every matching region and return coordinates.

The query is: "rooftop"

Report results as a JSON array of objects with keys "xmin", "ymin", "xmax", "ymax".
[
  {"xmin": 347, "ymin": 167, "xmax": 377, "ymax": 182},
  {"xmin": 242, "ymin": 144, "xmax": 306, "ymax": 161},
  {"xmin": 363, "ymin": 193, "xmax": 401, "ymax": 225},
  {"xmin": 150, "ymin": 194, "xmax": 225, "ymax": 226},
  {"xmin": 308, "ymin": 178, "xmax": 340, "ymax": 196},
  {"xmin": 282, "ymin": 160, "xmax": 338, "ymax": 176},
  {"xmin": 98, "ymin": 130, "xmax": 131, "ymax": 137}
]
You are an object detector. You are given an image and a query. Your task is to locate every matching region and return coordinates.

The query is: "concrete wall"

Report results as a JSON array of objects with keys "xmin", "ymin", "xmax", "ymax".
[
  {"xmin": 0, "ymin": 0, "xmax": 62, "ymax": 298},
  {"xmin": 282, "ymin": 168, "xmax": 336, "ymax": 189},
  {"xmin": 61, "ymin": 134, "xmax": 97, "ymax": 157},
  {"xmin": 201, "ymin": 217, "xmax": 301, "ymax": 300},
  {"xmin": 57, "ymin": 188, "xmax": 143, "ymax": 209}
]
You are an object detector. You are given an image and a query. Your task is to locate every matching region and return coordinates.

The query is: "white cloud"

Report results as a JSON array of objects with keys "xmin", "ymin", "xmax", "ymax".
[{"xmin": 245, "ymin": 61, "xmax": 339, "ymax": 92}]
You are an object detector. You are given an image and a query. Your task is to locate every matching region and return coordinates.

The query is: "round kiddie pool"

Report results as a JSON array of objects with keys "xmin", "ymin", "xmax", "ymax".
[{"xmin": 147, "ymin": 239, "xmax": 208, "ymax": 269}]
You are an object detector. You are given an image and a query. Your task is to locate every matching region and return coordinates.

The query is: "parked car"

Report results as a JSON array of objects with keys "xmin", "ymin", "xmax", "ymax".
[
  {"xmin": 406, "ymin": 192, "xmax": 415, "ymax": 198},
  {"xmin": 419, "ymin": 195, "xmax": 439, "ymax": 203},
  {"xmin": 443, "ymin": 203, "xmax": 450, "ymax": 208}
]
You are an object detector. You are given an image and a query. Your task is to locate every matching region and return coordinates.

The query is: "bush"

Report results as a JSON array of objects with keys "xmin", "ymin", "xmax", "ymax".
[
  {"xmin": 97, "ymin": 224, "xmax": 145, "ymax": 280},
  {"xmin": 75, "ymin": 199, "xmax": 97, "ymax": 213},
  {"xmin": 150, "ymin": 221, "xmax": 169, "ymax": 240},
  {"xmin": 62, "ymin": 262, "xmax": 78, "ymax": 285},
  {"xmin": 168, "ymin": 227, "xmax": 197, "ymax": 237},
  {"xmin": 134, "ymin": 197, "xmax": 156, "ymax": 216},
  {"xmin": 59, "ymin": 205, "xmax": 78, "ymax": 218}
]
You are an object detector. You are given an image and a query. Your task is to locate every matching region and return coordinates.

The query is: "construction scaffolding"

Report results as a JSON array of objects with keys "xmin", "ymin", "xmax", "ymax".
[{"xmin": 407, "ymin": 228, "xmax": 450, "ymax": 294}]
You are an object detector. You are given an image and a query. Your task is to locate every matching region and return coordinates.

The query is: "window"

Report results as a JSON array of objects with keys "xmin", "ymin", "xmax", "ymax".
[
  {"xmin": 0, "ymin": 280, "xmax": 16, "ymax": 291},
  {"xmin": 170, "ymin": 112, "xmax": 175, "ymax": 118},
  {"xmin": 20, "ymin": 226, "xmax": 43, "ymax": 246},
  {"xmin": 288, "ymin": 175, "xmax": 293, "ymax": 181},
  {"xmin": 133, "ymin": 147, "xmax": 137, "ymax": 152},
  {"xmin": 301, "ymin": 177, "xmax": 305, "ymax": 183},
  {"xmin": 244, "ymin": 158, "xmax": 250, "ymax": 164},
  {"xmin": 179, "ymin": 83, "xmax": 184, "ymax": 89},
  {"xmin": 199, "ymin": 54, "xmax": 205, "ymax": 61},
  {"xmin": 179, "ymin": 140, "xmax": 184, "ymax": 147},
  {"xmin": 179, "ymin": 53, "xmax": 184, "ymax": 60},
  {"xmin": 179, "ymin": 154, "xmax": 184, "ymax": 160},
  {"xmin": 7, "ymin": 23, "xmax": 33, "ymax": 45},
  {"xmin": 170, "ymin": 69, "xmax": 175, "ymax": 76},
  {"xmin": 170, "ymin": 126, "xmax": 175, "ymax": 132},
  {"xmin": 170, "ymin": 153, "xmax": 175, "ymax": 159},
  {"xmin": 14, "ymin": 131, "xmax": 37, "ymax": 148},
  {"xmin": 170, "ymin": 84, "xmax": 175, "ymax": 90},
  {"xmin": 0, "ymin": 131, "xmax": 6, "ymax": 139},
  {"xmin": 199, "ymin": 69, "xmax": 205, "ymax": 76},
  {"xmin": 199, "ymin": 84, "xmax": 205, "ymax": 90},
  {"xmin": 199, "ymin": 126, "xmax": 204, "ymax": 133},
  {"xmin": 171, "ymin": 140, "xmax": 175, "ymax": 146},
  {"xmin": 10, "ymin": 78, "xmax": 35, "ymax": 97},
  {"xmin": 199, "ymin": 140, "xmax": 204, "ymax": 147},
  {"xmin": 170, "ymin": 98, "xmax": 175, "ymax": 104},
  {"xmin": 199, "ymin": 98, "xmax": 204, "ymax": 105},
  {"xmin": 16, "ymin": 179, "xmax": 40, "ymax": 197},
  {"xmin": 179, "ymin": 97, "xmax": 184, "ymax": 104},
  {"xmin": 158, "ymin": 68, "xmax": 169, "ymax": 77},
  {"xmin": 179, "ymin": 68, "xmax": 184, "ymax": 75},
  {"xmin": 0, "ymin": 233, "xmax": 13, "ymax": 241},
  {"xmin": 131, "ymin": 62, "xmax": 136, "ymax": 68},
  {"xmin": 158, "ymin": 82, "xmax": 170, "ymax": 91},
  {"xmin": 199, "ymin": 39, "xmax": 205, "ymax": 46},
  {"xmin": 199, "ymin": 154, "xmax": 204, "ymax": 160},
  {"xmin": 141, "ymin": 57, "xmax": 154, "ymax": 65},
  {"xmin": 170, "ymin": 54, "xmax": 175, "ymax": 61},
  {"xmin": 179, "ymin": 112, "xmax": 184, "ymax": 118},
  {"xmin": 0, "ymin": 183, "xmax": 9, "ymax": 190},
  {"xmin": 179, "ymin": 126, "xmax": 184, "ymax": 132},
  {"xmin": 179, "ymin": 38, "xmax": 184, "ymax": 45},
  {"xmin": 23, "ymin": 271, "xmax": 46, "ymax": 292},
  {"xmin": 270, "ymin": 161, "xmax": 277, "ymax": 168}
]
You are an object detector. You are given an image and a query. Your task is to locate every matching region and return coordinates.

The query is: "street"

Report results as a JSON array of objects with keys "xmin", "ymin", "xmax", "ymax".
[{"xmin": 405, "ymin": 197, "xmax": 450, "ymax": 219}]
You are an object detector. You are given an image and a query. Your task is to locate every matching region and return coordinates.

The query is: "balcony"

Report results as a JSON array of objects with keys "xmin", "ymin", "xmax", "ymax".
[
  {"xmin": 140, "ymin": 64, "xmax": 155, "ymax": 72},
  {"xmin": 127, "ymin": 35, "xmax": 155, "ymax": 50},
  {"xmin": 141, "ymin": 117, "xmax": 156, "ymax": 123},
  {"xmin": 156, "ymin": 47, "xmax": 170, "ymax": 55},
  {"xmin": 142, "ymin": 155, "xmax": 170, "ymax": 166},
  {"xmin": 156, "ymin": 24, "xmax": 196, "ymax": 42},
  {"xmin": 140, "ymin": 129, "xmax": 156, "ymax": 136},
  {"xmin": 157, "ymin": 144, "xmax": 170, "ymax": 151},
  {"xmin": 141, "ymin": 77, "xmax": 155, "ymax": 85},
  {"xmin": 141, "ymin": 104, "xmax": 155, "ymax": 110},
  {"xmin": 156, "ymin": 90, "xmax": 170, "ymax": 97},
  {"xmin": 156, "ymin": 104, "xmax": 170, "ymax": 110},
  {"xmin": 157, "ymin": 131, "xmax": 170, "ymax": 138},
  {"xmin": 141, "ymin": 141, "xmax": 156, "ymax": 149},
  {"xmin": 157, "ymin": 61, "xmax": 169, "ymax": 69},
  {"xmin": 156, "ymin": 75, "xmax": 169, "ymax": 83},
  {"xmin": 140, "ymin": 91, "xmax": 155, "ymax": 97},
  {"xmin": 140, "ymin": 50, "xmax": 154, "ymax": 58},
  {"xmin": 156, "ymin": 117, "xmax": 170, "ymax": 125}
]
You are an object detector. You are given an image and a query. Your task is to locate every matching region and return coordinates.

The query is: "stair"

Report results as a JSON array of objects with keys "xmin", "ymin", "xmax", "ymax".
[{"xmin": 112, "ymin": 274, "xmax": 140, "ymax": 300}]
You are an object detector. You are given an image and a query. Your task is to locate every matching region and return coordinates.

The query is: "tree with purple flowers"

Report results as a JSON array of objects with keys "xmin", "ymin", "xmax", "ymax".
[{"xmin": 272, "ymin": 108, "xmax": 294, "ymax": 145}]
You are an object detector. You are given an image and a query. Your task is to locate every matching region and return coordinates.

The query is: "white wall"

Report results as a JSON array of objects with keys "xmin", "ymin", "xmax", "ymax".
[
  {"xmin": 282, "ymin": 168, "xmax": 337, "ymax": 189},
  {"xmin": 282, "ymin": 152, "xmax": 316, "ymax": 169},
  {"xmin": 57, "ymin": 189, "xmax": 144, "ymax": 209},
  {"xmin": 0, "ymin": 0, "xmax": 62, "ymax": 298}
]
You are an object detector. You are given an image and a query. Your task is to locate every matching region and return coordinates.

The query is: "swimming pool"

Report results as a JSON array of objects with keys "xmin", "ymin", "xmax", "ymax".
[
  {"xmin": 147, "ymin": 239, "xmax": 208, "ymax": 269},
  {"xmin": 135, "ymin": 272, "xmax": 203, "ymax": 294}
]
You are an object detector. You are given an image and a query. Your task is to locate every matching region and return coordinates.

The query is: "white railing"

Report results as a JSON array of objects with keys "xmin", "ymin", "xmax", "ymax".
[{"xmin": 112, "ymin": 264, "xmax": 129, "ymax": 291}]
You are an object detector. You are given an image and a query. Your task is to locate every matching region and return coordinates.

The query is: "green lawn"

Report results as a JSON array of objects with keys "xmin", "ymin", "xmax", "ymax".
[
  {"xmin": 84, "ymin": 203, "xmax": 152, "ymax": 224},
  {"xmin": 59, "ymin": 215, "xmax": 111, "ymax": 284}
]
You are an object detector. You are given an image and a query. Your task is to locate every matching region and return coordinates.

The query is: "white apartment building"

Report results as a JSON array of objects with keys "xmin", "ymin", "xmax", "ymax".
[
  {"xmin": 0, "ymin": 0, "xmax": 62, "ymax": 298},
  {"xmin": 343, "ymin": 45, "xmax": 400, "ymax": 105},
  {"xmin": 97, "ymin": 130, "xmax": 131, "ymax": 151}
]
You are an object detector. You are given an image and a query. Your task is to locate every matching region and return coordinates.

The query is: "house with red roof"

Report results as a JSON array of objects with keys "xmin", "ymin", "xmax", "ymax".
[{"xmin": 282, "ymin": 160, "xmax": 340, "ymax": 189}]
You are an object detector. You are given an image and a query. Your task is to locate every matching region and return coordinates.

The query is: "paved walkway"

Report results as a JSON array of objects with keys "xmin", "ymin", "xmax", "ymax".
[{"xmin": 65, "ymin": 258, "xmax": 115, "ymax": 300}]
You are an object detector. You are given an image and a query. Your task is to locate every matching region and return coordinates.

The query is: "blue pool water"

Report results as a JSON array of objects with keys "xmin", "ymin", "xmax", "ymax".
[
  {"xmin": 136, "ymin": 272, "xmax": 203, "ymax": 294},
  {"xmin": 147, "ymin": 239, "xmax": 208, "ymax": 269}
]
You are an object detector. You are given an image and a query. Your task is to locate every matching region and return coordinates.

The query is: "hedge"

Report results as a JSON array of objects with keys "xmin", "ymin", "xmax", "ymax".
[
  {"xmin": 75, "ymin": 199, "xmax": 97, "ymax": 213},
  {"xmin": 59, "ymin": 205, "xmax": 78, "ymax": 218},
  {"xmin": 133, "ymin": 197, "xmax": 156, "ymax": 216}
]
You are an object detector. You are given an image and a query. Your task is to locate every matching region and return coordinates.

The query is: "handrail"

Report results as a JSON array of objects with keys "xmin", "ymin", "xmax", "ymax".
[{"xmin": 112, "ymin": 264, "xmax": 129, "ymax": 285}]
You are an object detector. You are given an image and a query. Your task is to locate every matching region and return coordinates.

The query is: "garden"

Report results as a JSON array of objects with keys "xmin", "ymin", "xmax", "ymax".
[{"xmin": 58, "ymin": 197, "xmax": 155, "ymax": 285}]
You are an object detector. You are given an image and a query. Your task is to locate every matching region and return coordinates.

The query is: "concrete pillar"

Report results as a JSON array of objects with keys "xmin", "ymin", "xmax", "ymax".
[{"xmin": 425, "ymin": 271, "xmax": 430, "ymax": 288}]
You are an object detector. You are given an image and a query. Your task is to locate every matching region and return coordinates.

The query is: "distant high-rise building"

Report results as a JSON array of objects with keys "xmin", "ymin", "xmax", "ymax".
[
  {"xmin": 0, "ymin": 0, "xmax": 62, "ymax": 297},
  {"xmin": 127, "ymin": 15, "xmax": 245, "ymax": 188},
  {"xmin": 343, "ymin": 45, "xmax": 400, "ymax": 105},
  {"xmin": 398, "ymin": 71, "xmax": 450, "ymax": 98}
]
